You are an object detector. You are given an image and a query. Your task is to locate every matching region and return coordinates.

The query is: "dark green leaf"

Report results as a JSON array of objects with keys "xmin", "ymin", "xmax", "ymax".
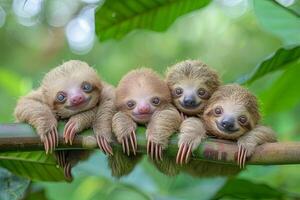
[
  {"xmin": 254, "ymin": 0, "xmax": 300, "ymax": 45},
  {"xmin": 0, "ymin": 151, "xmax": 65, "ymax": 182},
  {"xmin": 212, "ymin": 178, "xmax": 286, "ymax": 199},
  {"xmin": 0, "ymin": 167, "xmax": 30, "ymax": 200},
  {"xmin": 95, "ymin": 0, "xmax": 210, "ymax": 41},
  {"xmin": 238, "ymin": 46, "xmax": 300, "ymax": 84}
]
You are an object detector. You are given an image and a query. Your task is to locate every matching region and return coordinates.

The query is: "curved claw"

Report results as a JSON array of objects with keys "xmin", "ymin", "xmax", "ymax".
[
  {"xmin": 147, "ymin": 140, "xmax": 163, "ymax": 161},
  {"xmin": 97, "ymin": 136, "xmax": 113, "ymax": 156},
  {"xmin": 176, "ymin": 143, "xmax": 192, "ymax": 165},
  {"xmin": 121, "ymin": 131, "xmax": 137, "ymax": 156},
  {"xmin": 64, "ymin": 121, "xmax": 77, "ymax": 145},
  {"xmin": 43, "ymin": 135, "xmax": 49, "ymax": 154},
  {"xmin": 237, "ymin": 145, "xmax": 248, "ymax": 169}
]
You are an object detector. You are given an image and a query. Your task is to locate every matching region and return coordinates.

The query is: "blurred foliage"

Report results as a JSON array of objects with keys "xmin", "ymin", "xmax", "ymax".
[{"xmin": 0, "ymin": 0, "xmax": 300, "ymax": 199}]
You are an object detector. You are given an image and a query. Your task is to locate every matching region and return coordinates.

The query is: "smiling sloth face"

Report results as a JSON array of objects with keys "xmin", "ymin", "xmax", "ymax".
[{"xmin": 203, "ymin": 84, "xmax": 260, "ymax": 140}]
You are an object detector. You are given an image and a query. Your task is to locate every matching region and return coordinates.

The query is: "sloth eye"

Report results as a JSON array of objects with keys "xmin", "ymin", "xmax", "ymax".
[
  {"xmin": 81, "ymin": 82, "xmax": 93, "ymax": 93},
  {"xmin": 151, "ymin": 97, "xmax": 160, "ymax": 106},
  {"xmin": 198, "ymin": 88, "xmax": 207, "ymax": 97},
  {"xmin": 238, "ymin": 115, "xmax": 248, "ymax": 124},
  {"xmin": 174, "ymin": 87, "xmax": 183, "ymax": 96},
  {"xmin": 126, "ymin": 100, "xmax": 136, "ymax": 109},
  {"xmin": 56, "ymin": 92, "xmax": 67, "ymax": 103},
  {"xmin": 214, "ymin": 107, "xmax": 223, "ymax": 116}
]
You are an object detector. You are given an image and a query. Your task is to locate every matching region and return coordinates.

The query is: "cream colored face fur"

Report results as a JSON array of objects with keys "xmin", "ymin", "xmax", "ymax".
[
  {"xmin": 42, "ymin": 61, "xmax": 102, "ymax": 119},
  {"xmin": 171, "ymin": 78, "xmax": 211, "ymax": 115}
]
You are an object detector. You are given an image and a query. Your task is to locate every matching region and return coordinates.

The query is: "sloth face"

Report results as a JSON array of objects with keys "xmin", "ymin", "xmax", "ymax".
[
  {"xmin": 49, "ymin": 78, "xmax": 101, "ymax": 118},
  {"xmin": 171, "ymin": 79, "xmax": 211, "ymax": 115},
  {"xmin": 204, "ymin": 100, "xmax": 254, "ymax": 140},
  {"xmin": 124, "ymin": 94, "xmax": 163, "ymax": 124}
]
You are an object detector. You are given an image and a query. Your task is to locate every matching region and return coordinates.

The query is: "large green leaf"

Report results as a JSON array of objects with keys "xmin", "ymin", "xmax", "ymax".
[
  {"xmin": 0, "ymin": 151, "xmax": 64, "ymax": 182},
  {"xmin": 95, "ymin": 0, "xmax": 210, "ymax": 41},
  {"xmin": 238, "ymin": 46, "xmax": 300, "ymax": 84},
  {"xmin": 260, "ymin": 63, "xmax": 300, "ymax": 114},
  {"xmin": 0, "ymin": 168, "xmax": 30, "ymax": 200},
  {"xmin": 254, "ymin": 0, "xmax": 300, "ymax": 45},
  {"xmin": 212, "ymin": 178, "xmax": 287, "ymax": 199}
]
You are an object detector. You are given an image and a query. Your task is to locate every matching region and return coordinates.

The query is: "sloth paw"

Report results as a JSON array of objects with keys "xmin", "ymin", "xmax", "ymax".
[
  {"xmin": 147, "ymin": 140, "xmax": 163, "ymax": 161},
  {"xmin": 121, "ymin": 130, "xmax": 137, "ymax": 156},
  {"xmin": 237, "ymin": 144, "xmax": 254, "ymax": 169},
  {"xmin": 176, "ymin": 143, "xmax": 192, "ymax": 165},
  {"xmin": 96, "ymin": 135, "xmax": 113, "ymax": 156},
  {"xmin": 40, "ymin": 126, "xmax": 58, "ymax": 154},
  {"xmin": 63, "ymin": 120, "xmax": 78, "ymax": 145}
]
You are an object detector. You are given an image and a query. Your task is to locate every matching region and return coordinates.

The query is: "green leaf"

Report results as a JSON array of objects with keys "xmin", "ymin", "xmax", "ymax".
[
  {"xmin": 95, "ymin": 0, "xmax": 210, "ymax": 41},
  {"xmin": 260, "ymin": 63, "xmax": 300, "ymax": 114},
  {"xmin": 0, "ymin": 151, "xmax": 65, "ymax": 182},
  {"xmin": 0, "ymin": 168, "xmax": 30, "ymax": 200},
  {"xmin": 254, "ymin": 0, "xmax": 300, "ymax": 45},
  {"xmin": 238, "ymin": 46, "xmax": 300, "ymax": 84},
  {"xmin": 212, "ymin": 178, "xmax": 286, "ymax": 199}
]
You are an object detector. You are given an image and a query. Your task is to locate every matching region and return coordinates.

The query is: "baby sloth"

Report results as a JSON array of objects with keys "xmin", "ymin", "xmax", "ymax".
[
  {"xmin": 166, "ymin": 60, "xmax": 220, "ymax": 164},
  {"xmin": 14, "ymin": 60, "xmax": 115, "ymax": 178},
  {"xmin": 113, "ymin": 68, "xmax": 181, "ymax": 161},
  {"xmin": 204, "ymin": 84, "xmax": 277, "ymax": 168}
]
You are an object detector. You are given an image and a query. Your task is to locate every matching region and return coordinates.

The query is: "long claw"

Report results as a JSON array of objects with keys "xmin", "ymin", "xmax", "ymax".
[
  {"xmin": 180, "ymin": 144, "xmax": 188, "ymax": 165},
  {"xmin": 132, "ymin": 130, "xmax": 137, "ymax": 150},
  {"xmin": 69, "ymin": 125, "xmax": 77, "ymax": 145},
  {"xmin": 147, "ymin": 140, "xmax": 150, "ymax": 155},
  {"xmin": 49, "ymin": 132, "xmax": 55, "ymax": 153},
  {"xmin": 103, "ymin": 138, "xmax": 113, "ymax": 156},
  {"xmin": 122, "ymin": 139, "xmax": 126, "ymax": 154},
  {"xmin": 54, "ymin": 128, "xmax": 59, "ymax": 147},
  {"xmin": 237, "ymin": 145, "xmax": 241, "ymax": 166},
  {"xmin": 186, "ymin": 145, "xmax": 192, "ymax": 164},
  {"xmin": 44, "ymin": 136, "xmax": 49, "ymax": 154},
  {"xmin": 124, "ymin": 137, "xmax": 130, "ymax": 156},
  {"xmin": 176, "ymin": 144, "xmax": 183, "ymax": 164},
  {"xmin": 155, "ymin": 144, "xmax": 159, "ymax": 161},
  {"xmin": 129, "ymin": 134, "xmax": 136, "ymax": 155},
  {"xmin": 239, "ymin": 147, "xmax": 245, "ymax": 168},
  {"xmin": 151, "ymin": 141, "xmax": 154, "ymax": 160},
  {"xmin": 99, "ymin": 137, "xmax": 107, "ymax": 155},
  {"xmin": 159, "ymin": 146, "xmax": 163, "ymax": 161},
  {"xmin": 243, "ymin": 149, "xmax": 247, "ymax": 169}
]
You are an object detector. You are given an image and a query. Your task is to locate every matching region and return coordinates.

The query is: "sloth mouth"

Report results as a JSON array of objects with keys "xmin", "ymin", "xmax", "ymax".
[
  {"xmin": 179, "ymin": 101, "xmax": 201, "ymax": 109},
  {"xmin": 215, "ymin": 121, "xmax": 239, "ymax": 134},
  {"xmin": 132, "ymin": 113, "xmax": 153, "ymax": 119},
  {"xmin": 65, "ymin": 97, "xmax": 92, "ymax": 111}
]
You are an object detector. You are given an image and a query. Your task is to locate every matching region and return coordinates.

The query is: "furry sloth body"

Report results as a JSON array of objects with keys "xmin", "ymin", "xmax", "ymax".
[
  {"xmin": 166, "ymin": 60, "xmax": 221, "ymax": 164},
  {"xmin": 204, "ymin": 84, "xmax": 277, "ymax": 167},
  {"xmin": 14, "ymin": 60, "xmax": 115, "ymax": 180}
]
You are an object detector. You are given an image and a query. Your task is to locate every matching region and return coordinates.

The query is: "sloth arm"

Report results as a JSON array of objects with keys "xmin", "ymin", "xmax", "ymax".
[
  {"xmin": 14, "ymin": 89, "xmax": 57, "ymax": 139},
  {"xmin": 146, "ymin": 104, "xmax": 182, "ymax": 149},
  {"xmin": 179, "ymin": 117, "xmax": 207, "ymax": 150},
  {"xmin": 93, "ymin": 84, "xmax": 116, "ymax": 143}
]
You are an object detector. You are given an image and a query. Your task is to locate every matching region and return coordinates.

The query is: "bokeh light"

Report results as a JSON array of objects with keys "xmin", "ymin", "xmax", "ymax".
[{"xmin": 12, "ymin": 0, "xmax": 43, "ymax": 26}]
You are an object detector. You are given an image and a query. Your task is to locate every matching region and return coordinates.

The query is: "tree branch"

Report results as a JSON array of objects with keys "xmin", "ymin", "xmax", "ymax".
[{"xmin": 0, "ymin": 123, "xmax": 299, "ymax": 165}]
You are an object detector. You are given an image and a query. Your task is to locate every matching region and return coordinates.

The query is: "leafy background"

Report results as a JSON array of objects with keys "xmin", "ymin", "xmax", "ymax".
[{"xmin": 0, "ymin": 0, "xmax": 300, "ymax": 199}]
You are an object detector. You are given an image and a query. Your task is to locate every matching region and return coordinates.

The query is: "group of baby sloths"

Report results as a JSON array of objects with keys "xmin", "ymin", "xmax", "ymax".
[{"xmin": 14, "ymin": 60, "xmax": 277, "ymax": 180}]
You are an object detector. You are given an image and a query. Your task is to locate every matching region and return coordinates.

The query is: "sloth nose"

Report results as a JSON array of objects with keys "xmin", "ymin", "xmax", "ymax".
[
  {"xmin": 138, "ymin": 104, "xmax": 151, "ymax": 114},
  {"xmin": 70, "ymin": 95, "xmax": 84, "ymax": 106},
  {"xmin": 221, "ymin": 118, "xmax": 235, "ymax": 131},
  {"xmin": 183, "ymin": 96, "xmax": 197, "ymax": 107}
]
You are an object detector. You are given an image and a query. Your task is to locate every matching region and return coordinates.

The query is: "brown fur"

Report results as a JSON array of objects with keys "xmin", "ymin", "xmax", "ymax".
[
  {"xmin": 166, "ymin": 60, "xmax": 221, "ymax": 152},
  {"xmin": 113, "ymin": 68, "xmax": 181, "ymax": 149},
  {"xmin": 204, "ymin": 84, "xmax": 277, "ymax": 160},
  {"xmin": 14, "ymin": 60, "xmax": 115, "ymax": 180}
]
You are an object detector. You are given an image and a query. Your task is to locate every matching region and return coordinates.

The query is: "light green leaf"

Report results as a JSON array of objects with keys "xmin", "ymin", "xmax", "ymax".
[
  {"xmin": 0, "ymin": 151, "xmax": 64, "ymax": 182},
  {"xmin": 238, "ymin": 46, "xmax": 300, "ymax": 84},
  {"xmin": 254, "ymin": 0, "xmax": 300, "ymax": 45},
  {"xmin": 95, "ymin": 0, "xmax": 210, "ymax": 41},
  {"xmin": 212, "ymin": 178, "xmax": 286, "ymax": 199}
]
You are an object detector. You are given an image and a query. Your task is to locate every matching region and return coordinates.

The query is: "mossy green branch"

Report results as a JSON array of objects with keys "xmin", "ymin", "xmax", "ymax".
[{"xmin": 0, "ymin": 123, "xmax": 299, "ymax": 165}]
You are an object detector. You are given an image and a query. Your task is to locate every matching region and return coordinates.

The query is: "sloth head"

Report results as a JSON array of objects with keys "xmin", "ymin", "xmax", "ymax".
[
  {"xmin": 166, "ymin": 60, "xmax": 220, "ymax": 115},
  {"xmin": 41, "ymin": 60, "xmax": 102, "ymax": 118},
  {"xmin": 116, "ymin": 68, "xmax": 171, "ymax": 124},
  {"xmin": 204, "ymin": 84, "xmax": 260, "ymax": 140}
]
